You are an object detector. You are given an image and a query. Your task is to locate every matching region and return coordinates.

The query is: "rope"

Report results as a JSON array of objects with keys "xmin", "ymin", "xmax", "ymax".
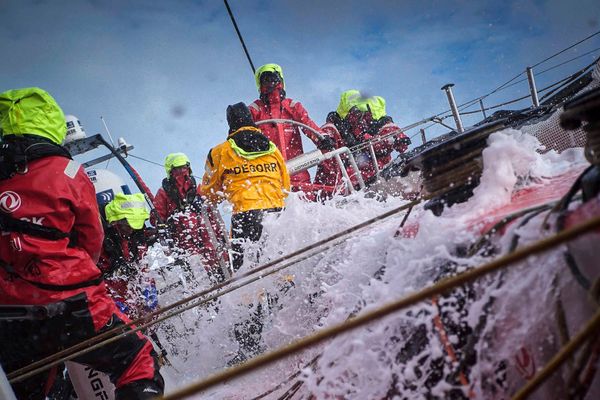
[
  {"xmin": 8, "ymin": 26, "xmax": 594, "ymax": 388},
  {"xmin": 531, "ymin": 30, "xmax": 600, "ymax": 69},
  {"xmin": 538, "ymin": 48, "xmax": 600, "ymax": 75},
  {"xmin": 160, "ymin": 214, "xmax": 600, "ymax": 400},
  {"xmin": 118, "ymin": 55, "xmax": 598, "ymax": 171},
  {"xmin": 463, "ymin": 94, "xmax": 532, "ymax": 115},
  {"xmin": 223, "ymin": 0, "xmax": 255, "ymax": 74},
  {"xmin": 354, "ymin": 31, "xmax": 600, "ymax": 134},
  {"xmin": 451, "ymin": 57, "xmax": 598, "ymax": 118},
  {"xmin": 498, "ymin": 49, "xmax": 600, "ymax": 93},
  {"xmin": 447, "ymin": 31, "xmax": 600, "ymax": 116},
  {"xmin": 250, "ymin": 355, "xmax": 321, "ymax": 400},
  {"xmin": 511, "ymin": 307, "xmax": 600, "ymax": 400},
  {"xmin": 8, "ymin": 198, "xmax": 423, "ymax": 383},
  {"xmin": 431, "ymin": 296, "xmax": 475, "ymax": 397},
  {"xmin": 538, "ymin": 57, "xmax": 599, "ymax": 102},
  {"xmin": 128, "ymin": 154, "xmax": 164, "ymax": 168}
]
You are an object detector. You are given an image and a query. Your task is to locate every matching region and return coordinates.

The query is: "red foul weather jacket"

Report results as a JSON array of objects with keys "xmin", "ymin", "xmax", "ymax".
[
  {"xmin": 97, "ymin": 228, "xmax": 158, "ymax": 320},
  {"xmin": 249, "ymin": 95, "xmax": 323, "ymax": 187},
  {"xmin": 315, "ymin": 114, "xmax": 410, "ymax": 188},
  {"xmin": 154, "ymin": 187, "xmax": 228, "ymax": 272},
  {"xmin": 354, "ymin": 119, "xmax": 410, "ymax": 182},
  {"xmin": 0, "ymin": 155, "xmax": 115, "ymax": 330}
]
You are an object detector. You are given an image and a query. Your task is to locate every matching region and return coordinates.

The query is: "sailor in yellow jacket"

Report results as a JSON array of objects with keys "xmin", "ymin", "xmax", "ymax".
[{"xmin": 201, "ymin": 102, "xmax": 290, "ymax": 271}]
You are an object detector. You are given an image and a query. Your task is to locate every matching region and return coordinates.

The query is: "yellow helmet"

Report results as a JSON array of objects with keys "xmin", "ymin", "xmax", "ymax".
[
  {"xmin": 104, "ymin": 193, "xmax": 149, "ymax": 230},
  {"xmin": 164, "ymin": 152, "xmax": 190, "ymax": 176},
  {"xmin": 255, "ymin": 63, "xmax": 285, "ymax": 90}
]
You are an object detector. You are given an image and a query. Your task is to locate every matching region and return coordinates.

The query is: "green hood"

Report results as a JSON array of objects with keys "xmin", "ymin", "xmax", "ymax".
[
  {"xmin": 228, "ymin": 138, "xmax": 277, "ymax": 160},
  {"xmin": 105, "ymin": 193, "xmax": 149, "ymax": 230},
  {"xmin": 336, "ymin": 90, "xmax": 387, "ymax": 121},
  {"xmin": 336, "ymin": 89, "xmax": 362, "ymax": 119},
  {"xmin": 0, "ymin": 87, "xmax": 67, "ymax": 144}
]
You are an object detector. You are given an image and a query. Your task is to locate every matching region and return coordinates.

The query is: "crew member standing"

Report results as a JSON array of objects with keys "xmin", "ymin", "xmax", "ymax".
[
  {"xmin": 249, "ymin": 63, "xmax": 334, "ymax": 193},
  {"xmin": 153, "ymin": 152, "xmax": 230, "ymax": 282},
  {"xmin": 201, "ymin": 102, "xmax": 290, "ymax": 271}
]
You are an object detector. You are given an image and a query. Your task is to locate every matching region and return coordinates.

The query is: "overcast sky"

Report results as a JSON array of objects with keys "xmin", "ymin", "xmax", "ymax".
[{"xmin": 1, "ymin": 0, "xmax": 599, "ymax": 192}]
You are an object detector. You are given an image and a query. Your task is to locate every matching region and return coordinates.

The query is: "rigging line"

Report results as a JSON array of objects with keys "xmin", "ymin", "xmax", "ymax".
[
  {"xmin": 223, "ymin": 0, "xmax": 256, "ymax": 74},
  {"xmin": 447, "ymin": 58, "xmax": 597, "ymax": 117},
  {"xmin": 531, "ymin": 29, "xmax": 600, "ymax": 69},
  {"xmin": 500, "ymin": 50, "xmax": 600, "ymax": 92},
  {"xmin": 128, "ymin": 154, "xmax": 164, "ymax": 168},
  {"xmin": 160, "ymin": 214, "xmax": 600, "ymax": 400},
  {"xmin": 347, "ymin": 54, "xmax": 593, "ymax": 151},
  {"xmin": 456, "ymin": 70, "xmax": 527, "ymax": 113},
  {"xmin": 346, "ymin": 55, "xmax": 592, "ymax": 153},
  {"xmin": 537, "ymin": 57, "xmax": 600, "ymax": 102},
  {"xmin": 456, "ymin": 31, "xmax": 600, "ymax": 113},
  {"xmin": 8, "ymin": 198, "xmax": 423, "ymax": 383},
  {"xmin": 100, "ymin": 116, "xmax": 116, "ymax": 169},
  {"xmin": 10, "ymin": 232, "xmax": 342, "ymax": 385},
  {"xmin": 355, "ymin": 42, "xmax": 597, "ymax": 137},
  {"xmin": 459, "ymin": 93, "xmax": 532, "ymax": 116},
  {"xmin": 429, "ymin": 70, "xmax": 526, "ymax": 119},
  {"xmin": 537, "ymin": 49, "xmax": 600, "ymax": 75}
]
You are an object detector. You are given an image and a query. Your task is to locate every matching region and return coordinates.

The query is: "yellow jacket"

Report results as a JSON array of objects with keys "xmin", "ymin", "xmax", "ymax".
[{"xmin": 201, "ymin": 126, "xmax": 290, "ymax": 213}]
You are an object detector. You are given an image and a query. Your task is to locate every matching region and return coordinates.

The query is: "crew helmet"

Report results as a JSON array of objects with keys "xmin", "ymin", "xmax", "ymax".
[
  {"xmin": 255, "ymin": 64, "xmax": 285, "ymax": 90},
  {"xmin": 164, "ymin": 152, "xmax": 191, "ymax": 176},
  {"xmin": 104, "ymin": 193, "xmax": 149, "ymax": 230},
  {"xmin": 0, "ymin": 87, "xmax": 67, "ymax": 144}
]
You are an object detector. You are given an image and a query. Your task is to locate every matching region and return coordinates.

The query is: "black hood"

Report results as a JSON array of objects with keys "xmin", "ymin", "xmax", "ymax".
[{"xmin": 227, "ymin": 102, "xmax": 256, "ymax": 133}]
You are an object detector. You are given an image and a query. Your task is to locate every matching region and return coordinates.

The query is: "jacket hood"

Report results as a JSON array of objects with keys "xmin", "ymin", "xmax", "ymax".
[
  {"xmin": 228, "ymin": 126, "xmax": 276, "ymax": 160},
  {"xmin": 0, "ymin": 87, "xmax": 67, "ymax": 145},
  {"xmin": 104, "ymin": 193, "xmax": 149, "ymax": 230},
  {"xmin": 227, "ymin": 102, "xmax": 256, "ymax": 133},
  {"xmin": 337, "ymin": 90, "xmax": 388, "ymax": 121}
]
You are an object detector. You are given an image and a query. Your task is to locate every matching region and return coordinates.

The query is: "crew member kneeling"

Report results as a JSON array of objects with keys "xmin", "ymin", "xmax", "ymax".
[{"xmin": 201, "ymin": 102, "xmax": 290, "ymax": 271}]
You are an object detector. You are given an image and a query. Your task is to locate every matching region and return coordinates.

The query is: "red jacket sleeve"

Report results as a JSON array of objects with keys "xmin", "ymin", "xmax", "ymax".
[
  {"xmin": 369, "ymin": 122, "xmax": 409, "ymax": 156},
  {"xmin": 71, "ymin": 166, "xmax": 105, "ymax": 263},
  {"xmin": 321, "ymin": 123, "xmax": 344, "ymax": 148},
  {"xmin": 152, "ymin": 188, "xmax": 169, "ymax": 224},
  {"xmin": 289, "ymin": 100, "xmax": 326, "ymax": 145},
  {"xmin": 380, "ymin": 122, "xmax": 410, "ymax": 153}
]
